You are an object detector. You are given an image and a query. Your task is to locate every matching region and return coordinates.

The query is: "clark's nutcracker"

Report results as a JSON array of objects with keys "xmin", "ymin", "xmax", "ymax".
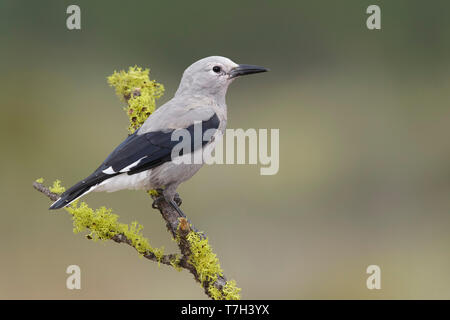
[{"xmin": 49, "ymin": 56, "xmax": 268, "ymax": 215}]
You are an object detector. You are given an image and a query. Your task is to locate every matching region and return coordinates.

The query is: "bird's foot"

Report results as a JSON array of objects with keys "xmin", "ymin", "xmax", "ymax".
[
  {"xmin": 151, "ymin": 189, "xmax": 182, "ymax": 210},
  {"xmin": 151, "ymin": 188, "xmax": 165, "ymax": 209},
  {"xmin": 152, "ymin": 196, "xmax": 163, "ymax": 209}
]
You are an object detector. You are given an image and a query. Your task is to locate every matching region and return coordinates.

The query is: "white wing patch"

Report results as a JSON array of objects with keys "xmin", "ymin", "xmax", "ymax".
[
  {"xmin": 119, "ymin": 156, "xmax": 147, "ymax": 173},
  {"xmin": 102, "ymin": 166, "xmax": 116, "ymax": 174},
  {"xmin": 102, "ymin": 156, "xmax": 147, "ymax": 174}
]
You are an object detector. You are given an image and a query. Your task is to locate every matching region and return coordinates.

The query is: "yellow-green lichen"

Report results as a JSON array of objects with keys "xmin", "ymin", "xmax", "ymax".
[
  {"xmin": 170, "ymin": 254, "xmax": 183, "ymax": 272},
  {"xmin": 107, "ymin": 66, "xmax": 164, "ymax": 134},
  {"xmin": 185, "ymin": 231, "xmax": 242, "ymax": 300},
  {"xmin": 35, "ymin": 177, "xmax": 44, "ymax": 184},
  {"xmin": 208, "ymin": 280, "xmax": 241, "ymax": 300},
  {"xmin": 147, "ymin": 189, "xmax": 160, "ymax": 197},
  {"xmin": 64, "ymin": 196, "xmax": 164, "ymax": 261},
  {"xmin": 186, "ymin": 231, "xmax": 223, "ymax": 284},
  {"xmin": 208, "ymin": 285, "xmax": 223, "ymax": 300},
  {"xmin": 49, "ymin": 179, "xmax": 66, "ymax": 194},
  {"xmin": 222, "ymin": 280, "xmax": 242, "ymax": 300}
]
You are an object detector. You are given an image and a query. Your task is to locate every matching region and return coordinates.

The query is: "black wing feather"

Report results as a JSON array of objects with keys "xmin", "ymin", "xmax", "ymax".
[{"xmin": 99, "ymin": 113, "xmax": 220, "ymax": 175}]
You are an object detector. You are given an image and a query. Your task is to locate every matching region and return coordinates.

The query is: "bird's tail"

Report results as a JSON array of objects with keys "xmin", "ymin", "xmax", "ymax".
[{"xmin": 49, "ymin": 176, "xmax": 100, "ymax": 210}]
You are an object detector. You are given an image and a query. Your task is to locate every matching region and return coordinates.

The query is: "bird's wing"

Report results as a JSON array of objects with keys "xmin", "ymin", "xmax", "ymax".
[
  {"xmin": 49, "ymin": 105, "xmax": 220, "ymax": 210},
  {"xmin": 96, "ymin": 108, "xmax": 220, "ymax": 176},
  {"xmin": 138, "ymin": 97, "xmax": 218, "ymax": 133}
]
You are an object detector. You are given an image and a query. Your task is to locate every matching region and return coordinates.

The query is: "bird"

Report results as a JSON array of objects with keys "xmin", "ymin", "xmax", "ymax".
[{"xmin": 49, "ymin": 56, "xmax": 268, "ymax": 216}]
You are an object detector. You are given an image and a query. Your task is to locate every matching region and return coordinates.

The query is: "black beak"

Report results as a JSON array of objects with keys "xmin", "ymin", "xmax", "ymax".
[{"xmin": 229, "ymin": 64, "xmax": 269, "ymax": 79}]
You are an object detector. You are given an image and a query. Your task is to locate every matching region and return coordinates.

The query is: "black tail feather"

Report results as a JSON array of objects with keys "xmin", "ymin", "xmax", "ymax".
[
  {"xmin": 48, "ymin": 172, "xmax": 116, "ymax": 210},
  {"xmin": 49, "ymin": 183, "xmax": 94, "ymax": 210}
]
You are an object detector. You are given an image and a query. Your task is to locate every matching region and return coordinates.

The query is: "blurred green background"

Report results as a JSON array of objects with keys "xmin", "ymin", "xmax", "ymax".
[{"xmin": 1, "ymin": 0, "xmax": 449, "ymax": 299}]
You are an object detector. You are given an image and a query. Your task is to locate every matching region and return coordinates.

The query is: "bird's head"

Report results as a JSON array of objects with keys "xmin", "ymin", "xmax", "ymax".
[{"xmin": 175, "ymin": 56, "xmax": 268, "ymax": 101}]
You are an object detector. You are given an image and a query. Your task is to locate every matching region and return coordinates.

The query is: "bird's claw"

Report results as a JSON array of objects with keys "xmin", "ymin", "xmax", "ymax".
[
  {"xmin": 152, "ymin": 196, "xmax": 163, "ymax": 209},
  {"xmin": 151, "ymin": 189, "xmax": 165, "ymax": 209},
  {"xmin": 174, "ymin": 193, "xmax": 182, "ymax": 207}
]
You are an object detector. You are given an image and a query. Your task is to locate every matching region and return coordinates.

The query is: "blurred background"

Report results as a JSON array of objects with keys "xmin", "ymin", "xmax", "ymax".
[{"xmin": 0, "ymin": 0, "xmax": 449, "ymax": 299}]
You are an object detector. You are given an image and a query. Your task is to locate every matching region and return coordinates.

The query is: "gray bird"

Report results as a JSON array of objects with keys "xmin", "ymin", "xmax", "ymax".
[{"xmin": 49, "ymin": 56, "xmax": 268, "ymax": 216}]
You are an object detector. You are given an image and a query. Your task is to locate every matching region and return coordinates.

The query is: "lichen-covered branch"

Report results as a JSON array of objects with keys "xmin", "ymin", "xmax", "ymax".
[
  {"xmin": 149, "ymin": 191, "xmax": 239, "ymax": 299},
  {"xmin": 33, "ymin": 66, "xmax": 241, "ymax": 300}
]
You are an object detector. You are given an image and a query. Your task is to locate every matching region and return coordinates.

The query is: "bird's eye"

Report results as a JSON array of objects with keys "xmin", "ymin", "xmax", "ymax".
[{"xmin": 212, "ymin": 66, "xmax": 221, "ymax": 73}]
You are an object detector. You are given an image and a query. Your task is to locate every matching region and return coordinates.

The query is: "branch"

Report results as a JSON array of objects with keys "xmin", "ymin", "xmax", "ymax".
[{"xmin": 33, "ymin": 174, "xmax": 239, "ymax": 299}]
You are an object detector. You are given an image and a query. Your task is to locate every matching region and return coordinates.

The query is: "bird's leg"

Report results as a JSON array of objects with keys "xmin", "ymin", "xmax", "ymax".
[
  {"xmin": 153, "ymin": 186, "xmax": 185, "ymax": 218},
  {"xmin": 151, "ymin": 188, "xmax": 183, "ymax": 214},
  {"xmin": 169, "ymin": 199, "xmax": 186, "ymax": 218},
  {"xmin": 159, "ymin": 189, "xmax": 204, "ymax": 236}
]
